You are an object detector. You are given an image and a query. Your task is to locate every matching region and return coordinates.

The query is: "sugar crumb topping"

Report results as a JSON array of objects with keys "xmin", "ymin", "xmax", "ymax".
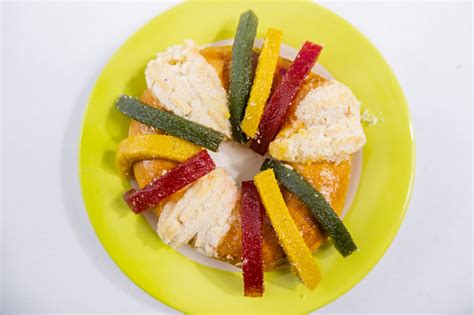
[
  {"xmin": 156, "ymin": 168, "xmax": 238, "ymax": 257},
  {"xmin": 361, "ymin": 109, "xmax": 383, "ymax": 126},
  {"xmin": 145, "ymin": 40, "xmax": 232, "ymax": 138},
  {"xmin": 269, "ymin": 80, "xmax": 366, "ymax": 163}
]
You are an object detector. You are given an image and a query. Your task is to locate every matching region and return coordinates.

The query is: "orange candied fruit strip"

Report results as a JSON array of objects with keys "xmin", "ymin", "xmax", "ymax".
[
  {"xmin": 241, "ymin": 28, "xmax": 283, "ymax": 138},
  {"xmin": 253, "ymin": 169, "xmax": 321, "ymax": 290}
]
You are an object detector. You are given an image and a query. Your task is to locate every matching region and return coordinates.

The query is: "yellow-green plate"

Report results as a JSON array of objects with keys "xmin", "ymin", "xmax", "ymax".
[{"xmin": 79, "ymin": 1, "xmax": 415, "ymax": 313}]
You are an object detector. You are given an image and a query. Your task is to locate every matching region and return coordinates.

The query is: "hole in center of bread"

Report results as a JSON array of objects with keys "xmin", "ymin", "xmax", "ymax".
[{"xmin": 208, "ymin": 141, "xmax": 267, "ymax": 184}]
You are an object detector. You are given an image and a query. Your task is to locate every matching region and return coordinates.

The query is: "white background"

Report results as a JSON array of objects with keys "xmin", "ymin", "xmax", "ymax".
[{"xmin": 1, "ymin": 1, "xmax": 472, "ymax": 314}]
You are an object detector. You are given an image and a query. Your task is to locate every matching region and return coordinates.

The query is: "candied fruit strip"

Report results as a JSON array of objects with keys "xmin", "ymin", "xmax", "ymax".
[
  {"xmin": 116, "ymin": 135, "xmax": 201, "ymax": 179},
  {"xmin": 261, "ymin": 159, "xmax": 357, "ymax": 257},
  {"xmin": 241, "ymin": 28, "xmax": 283, "ymax": 138},
  {"xmin": 124, "ymin": 150, "xmax": 215, "ymax": 213},
  {"xmin": 241, "ymin": 180, "xmax": 264, "ymax": 297},
  {"xmin": 250, "ymin": 41, "xmax": 323, "ymax": 155},
  {"xmin": 228, "ymin": 10, "xmax": 259, "ymax": 142},
  {"xmin": 116, "ymin": 96, "xmax": 225, "ymax": 152},
  {"xmin": 253, "ymin": 169, "xmax": 321, "ymax": 290}
]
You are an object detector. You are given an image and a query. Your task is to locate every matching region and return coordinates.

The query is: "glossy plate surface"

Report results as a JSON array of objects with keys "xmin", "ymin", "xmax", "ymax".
[{"xmin": 79, "ymin": 2, "xmax": 415, "ymax": 313}]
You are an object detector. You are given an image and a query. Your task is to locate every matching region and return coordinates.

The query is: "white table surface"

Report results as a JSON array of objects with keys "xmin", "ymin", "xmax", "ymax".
[{"xmin": 1, "ymin": 1, "xmax": 472, "ymax": 314}]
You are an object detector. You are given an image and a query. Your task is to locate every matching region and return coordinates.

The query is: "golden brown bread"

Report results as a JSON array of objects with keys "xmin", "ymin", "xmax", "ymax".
[{"xmin": 127, "ymin": 46, "xmax": 351, "ymax": 271}]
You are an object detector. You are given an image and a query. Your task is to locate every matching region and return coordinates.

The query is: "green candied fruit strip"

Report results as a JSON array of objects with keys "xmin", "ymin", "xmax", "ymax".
[
  {"xmin": 116, "ymin": 96, "xmax": 224, "ymax": 152},
  {"xmin": 228, "ymin": 10, "xmax": 258, "ymax": 143},
  {"xmin": 261, "ymin": 159, "xmax": 358, "ymax": 257}
]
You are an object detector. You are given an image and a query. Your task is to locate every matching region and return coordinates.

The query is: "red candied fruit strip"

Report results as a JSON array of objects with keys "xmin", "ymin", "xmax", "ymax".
[
  {"xmin": 250, "ymin": 41, "xmax": 323, "ymax": 155},
  {"xmin": 241, "ymin": 180, "xmax": 264, "ymax": 297},
  {"xmin": 124, "ymin": 150, "xmax": 215, "ymax": 213}
]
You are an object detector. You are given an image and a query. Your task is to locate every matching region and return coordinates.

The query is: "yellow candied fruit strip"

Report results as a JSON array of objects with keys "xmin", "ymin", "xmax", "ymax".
[
  {"xmin": 241, "ymin": 28, "xmax": 283, "ymax": 137},
  {"xmin": 254, "ymin": 169, "xmax": 321, "ymax": 290},
  {"xmin": 116, "ymin": 135, "xmax": 201, "ymax": 179}
]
